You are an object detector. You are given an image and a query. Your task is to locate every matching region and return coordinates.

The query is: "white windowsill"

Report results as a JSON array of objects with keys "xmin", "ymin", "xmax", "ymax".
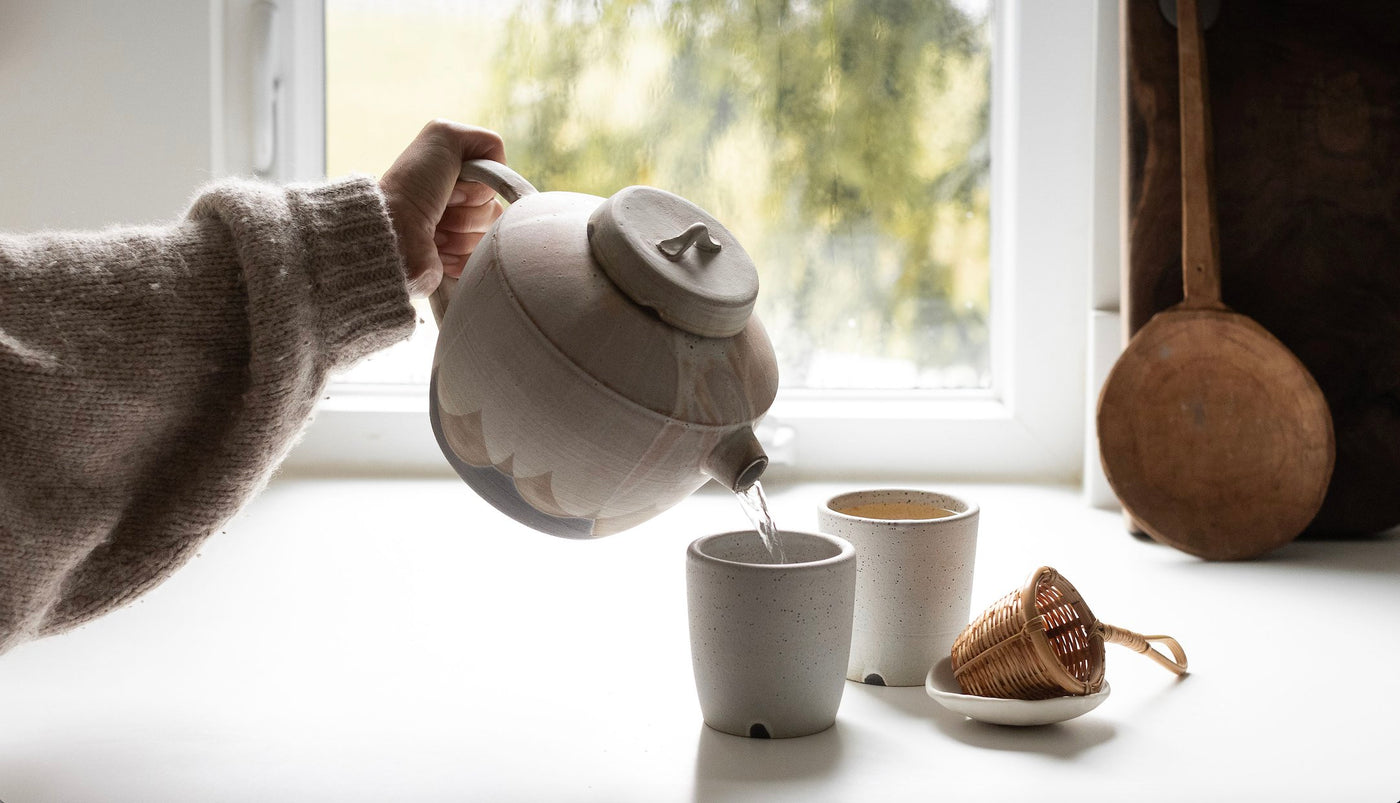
[
  {"xmin": 283, "ymin": 384, "xmax": 1079, "ymax": 482},
  {"xmin": 1, "ymin": 476, "xmax": 1393, "ymax": 801}
]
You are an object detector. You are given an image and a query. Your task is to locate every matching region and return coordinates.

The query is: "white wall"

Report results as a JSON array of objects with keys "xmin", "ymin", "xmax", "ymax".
[
  {"xmin": 0, "ymin": 0, "xmax": 218, "ymax": 231},
  {"xmin": 1083, "ymin": 0, "xmax": 1124, "ymax": 509}
]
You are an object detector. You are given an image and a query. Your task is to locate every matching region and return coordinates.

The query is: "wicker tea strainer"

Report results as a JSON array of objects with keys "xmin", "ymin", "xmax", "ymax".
[{"xmin": 951, "ymin": 566, "xmax": 1188, "ymax": 699}]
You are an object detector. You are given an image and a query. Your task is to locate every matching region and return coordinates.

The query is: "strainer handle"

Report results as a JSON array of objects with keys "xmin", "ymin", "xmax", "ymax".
[{"xmin": 1099, "ymin": 623, "xmax": 1189, "ymax": 675}]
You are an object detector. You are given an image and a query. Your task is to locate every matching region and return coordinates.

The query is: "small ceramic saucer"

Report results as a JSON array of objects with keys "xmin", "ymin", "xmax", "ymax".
[{"xmin": 924, "ymin": 657, "xmax": 1110, "ymax": 726}]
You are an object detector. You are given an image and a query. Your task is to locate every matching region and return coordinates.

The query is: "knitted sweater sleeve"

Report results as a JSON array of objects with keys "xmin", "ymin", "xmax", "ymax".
[{"xmin": 0, "ymin": 176, "xmax": 416, "ymax": 653}]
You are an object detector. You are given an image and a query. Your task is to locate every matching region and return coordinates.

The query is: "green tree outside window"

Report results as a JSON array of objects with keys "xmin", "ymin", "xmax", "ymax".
[{"xmin": 328, "ymin": 0, "xmax": 990, "ymax": 389}]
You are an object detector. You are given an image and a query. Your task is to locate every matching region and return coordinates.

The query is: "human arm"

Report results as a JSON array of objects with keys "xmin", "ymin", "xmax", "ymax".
[{"xmin": 0, "ymin": 121, "xmax": 504, "ymax": 653}]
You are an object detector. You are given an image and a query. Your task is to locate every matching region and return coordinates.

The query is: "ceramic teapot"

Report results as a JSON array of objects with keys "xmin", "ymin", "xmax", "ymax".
[{"xmin": 429, "ymin": 160, "xmax": 779, "ymax": 538}]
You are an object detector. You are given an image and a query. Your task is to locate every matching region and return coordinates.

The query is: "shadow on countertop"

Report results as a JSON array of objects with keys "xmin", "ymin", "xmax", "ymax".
[{"xmin": 854, "ymin": 683, "xmax": 1118, "ymax": 760}]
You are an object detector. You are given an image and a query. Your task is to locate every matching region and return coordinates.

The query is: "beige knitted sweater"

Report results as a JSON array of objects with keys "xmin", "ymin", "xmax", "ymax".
[{"xmin": 0, "ymin": 176, "xmax": 416, "ymax": 654}]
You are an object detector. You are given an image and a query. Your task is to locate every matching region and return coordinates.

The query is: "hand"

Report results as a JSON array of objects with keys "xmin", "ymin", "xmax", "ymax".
[{"xmin": 379, "ymin": 120, "xmax": 507, "ymax": 297}]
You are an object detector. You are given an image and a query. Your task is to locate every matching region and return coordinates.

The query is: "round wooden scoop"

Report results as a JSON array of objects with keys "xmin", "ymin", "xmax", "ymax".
[{"xmin": 1096, "ymin": 0, "xmax": 1334, "ymax": 560}]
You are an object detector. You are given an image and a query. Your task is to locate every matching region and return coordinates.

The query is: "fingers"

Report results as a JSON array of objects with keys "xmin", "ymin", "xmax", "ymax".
[
  {"xmin": 450, "ymin": 179, "xmax": 499, "ymax": 208},
  {"xmin": 422, "ymin": 118, "xmax": 506, "ymax": 164},
  {"xmin": 433, "ymin": 228, "xmax": 486, "ymax": 257},
  {"xmin": 439, "ymin": 195, "xmax": 503, "ymax": 233},
  {"xmin": 435, "ymin": 194, "xmax": 502, "ymax": 278},
  {"xmin": 439, "ymin": 255, "xmax": 467, "ymax": 279},
  {"xmin": 437, "ymin": 230, "xmax": 488, "ymax": 278},
  {"xmin": 380, "ymin": 120, "xmax": 507, "ymax": 293},
  {"xmin": 414, "ymin": 120, "xmax": 505, "ymax": 209},
  {"xmin": 437, "ymin": 233, "xmax": 487, "ymax": 278},
  {"xmin": 416, "ymin": 120, "xmax": 505, "ymax": 214}
]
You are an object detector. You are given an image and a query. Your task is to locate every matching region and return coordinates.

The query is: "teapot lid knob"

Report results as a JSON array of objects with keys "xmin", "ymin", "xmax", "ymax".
[{"xmin": 587, "ymin": 186, "xmax": 758, "ymax": 338}]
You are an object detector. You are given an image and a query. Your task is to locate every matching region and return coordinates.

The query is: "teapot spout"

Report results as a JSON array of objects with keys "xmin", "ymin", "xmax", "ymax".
[{"xmin": 703, "ymin": 427, "xmax": 769, "ymax": 492}]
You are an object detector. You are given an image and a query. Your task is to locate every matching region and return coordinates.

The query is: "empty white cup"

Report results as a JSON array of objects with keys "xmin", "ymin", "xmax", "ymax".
[
  {"xmin": 819, "ymin": 489, "xmax": 979, "ymax": 687},
  {"xmin": 686, "ymin": 530, "xmax": 856, "ymax": 738}
]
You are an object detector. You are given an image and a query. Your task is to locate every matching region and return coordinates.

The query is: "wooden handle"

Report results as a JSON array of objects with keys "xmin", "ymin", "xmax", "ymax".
[
  {"xmin": 1178, "ymin": 0, "xmax": 1222, "ymax": 307},
  {"xmin": 1100, "ymin": 623, "xmax": 1189, "ymax": 675}
]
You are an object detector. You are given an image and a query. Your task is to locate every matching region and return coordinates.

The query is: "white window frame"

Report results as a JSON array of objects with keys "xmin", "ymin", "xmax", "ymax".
[{"xmin": 243, "ymin": 0, "xmax": 1106, "ymax": 483}]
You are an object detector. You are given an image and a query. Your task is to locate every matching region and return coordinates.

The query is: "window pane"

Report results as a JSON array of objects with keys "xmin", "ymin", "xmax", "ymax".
[{"xmin": 327, "ymin": 0, "xmax": 991, "ymax": 390}]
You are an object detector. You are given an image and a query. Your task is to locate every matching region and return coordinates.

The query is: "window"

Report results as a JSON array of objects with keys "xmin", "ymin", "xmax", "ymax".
[
  {"xmin": 328, "ymin": 0, "xmax": 993, "ymax": 392},
  {"xmin": 270, "ymin": 0, "xmax": 1098, "ymax": 480}
]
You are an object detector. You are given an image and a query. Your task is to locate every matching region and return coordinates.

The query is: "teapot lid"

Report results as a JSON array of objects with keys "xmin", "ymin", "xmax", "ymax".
[{"xmin": 587, "ymin": 187, "xmax": 758, "ymax": 338}]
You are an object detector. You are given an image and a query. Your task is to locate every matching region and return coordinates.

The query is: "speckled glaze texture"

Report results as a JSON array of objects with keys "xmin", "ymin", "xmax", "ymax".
[
  {"xmin": 819, "ymin": 489, "xmax": 979, "ymax": 687},
  {"xmin": 686, "ymin": 531, "xmax": 856, "ymax": 739}
]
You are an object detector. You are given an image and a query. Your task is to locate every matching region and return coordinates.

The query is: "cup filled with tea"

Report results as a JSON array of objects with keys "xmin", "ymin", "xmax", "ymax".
[{"xmin": 818, "ymin": 489, "xmax": 979, "ymax": 687}]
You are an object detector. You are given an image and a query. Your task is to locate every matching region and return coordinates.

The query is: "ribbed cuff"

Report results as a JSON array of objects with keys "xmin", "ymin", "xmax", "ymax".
[{"xmin": 287, "ymin": 175, "xmax": 416, "ymax": 369}]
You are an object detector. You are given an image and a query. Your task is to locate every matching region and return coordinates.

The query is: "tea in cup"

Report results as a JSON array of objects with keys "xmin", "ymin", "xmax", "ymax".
[{"xmin": 818, "ymin": 489, "xmax": 979, "ymax": 687}]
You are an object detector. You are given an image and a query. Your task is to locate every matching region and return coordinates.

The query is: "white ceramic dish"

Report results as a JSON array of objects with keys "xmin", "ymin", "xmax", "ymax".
[{"xmin": 924, "ymin": 657, "xmax": 1110, "ymax": 726}]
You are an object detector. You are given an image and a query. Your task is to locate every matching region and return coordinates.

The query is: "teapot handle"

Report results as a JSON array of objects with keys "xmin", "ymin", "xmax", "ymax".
[
  {"xmin": 429, "ymin": 160, "xmax": 541, "ymax": 324},
  {"xmin": 458, "ymin": 159, "xmax": 539, "ymax": 204}
]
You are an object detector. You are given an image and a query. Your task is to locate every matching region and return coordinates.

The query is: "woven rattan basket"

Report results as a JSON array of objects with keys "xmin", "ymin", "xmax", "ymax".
[{"xmin": 950, "ymin": 566, "xmax": 1188, "ymax": 699}]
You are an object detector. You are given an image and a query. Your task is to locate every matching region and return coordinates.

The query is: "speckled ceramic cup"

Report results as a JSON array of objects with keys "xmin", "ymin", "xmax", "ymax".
[
  {"xmin": 686, "ymin": 530, "xmax": 856, "ymax": 738},
  {"xmin": 819, "ymin": 489, "xmax": 979, "ymax": 687}
]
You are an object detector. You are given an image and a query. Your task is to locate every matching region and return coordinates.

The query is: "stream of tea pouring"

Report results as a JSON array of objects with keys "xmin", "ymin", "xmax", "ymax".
[{"xmin": 736, "ymin": 481, "xmax": 788, "ymax": 563}]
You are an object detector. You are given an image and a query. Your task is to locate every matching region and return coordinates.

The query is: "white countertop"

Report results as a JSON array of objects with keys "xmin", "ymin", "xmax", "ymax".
[{"xmin": 1, "ymin": 477, "xmax": 1396, "ymax": 802}]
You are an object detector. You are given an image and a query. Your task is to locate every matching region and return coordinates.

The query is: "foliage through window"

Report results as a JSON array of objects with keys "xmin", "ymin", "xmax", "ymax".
[{"xmin": 327, "ymin": 0, "xmax": 992, "ymax": 390}]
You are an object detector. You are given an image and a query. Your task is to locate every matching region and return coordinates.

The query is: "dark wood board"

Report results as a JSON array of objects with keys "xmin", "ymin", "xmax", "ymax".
[{"xmin": 1123, "ymin": 0, "xmax": 1400, "ymax": 535}]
